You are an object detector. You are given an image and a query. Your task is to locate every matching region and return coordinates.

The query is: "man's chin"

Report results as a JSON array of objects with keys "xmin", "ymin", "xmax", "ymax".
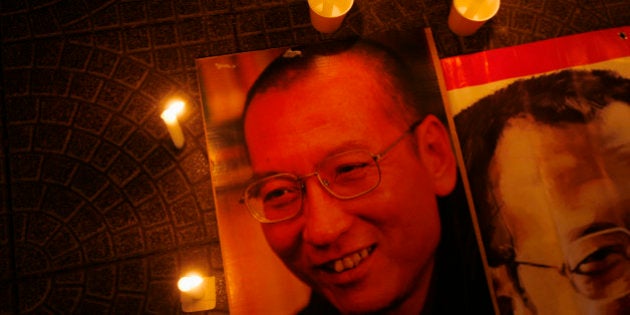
[{"xmin": 322, "ymin": 287, "xmax": 401, "ymax": 315}]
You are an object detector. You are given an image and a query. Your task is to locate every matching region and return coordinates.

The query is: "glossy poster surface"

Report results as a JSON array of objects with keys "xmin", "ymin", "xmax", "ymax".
[
  {"xmin": 441, "ymin": 27, "xmax": 630, "ymax": 315},
  {"xmin": 197, "ymin": 29, "xmax": 494, "ymax": 314}
]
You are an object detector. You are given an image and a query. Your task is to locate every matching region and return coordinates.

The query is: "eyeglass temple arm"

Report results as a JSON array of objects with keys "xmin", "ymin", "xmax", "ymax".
[
  {"xmin": 375, "ymin": 119, "xmax": 424, "ymax": 160},
  {"xmin": 514, "ymin": 260, "xmax": 565, "ymax": 274}
]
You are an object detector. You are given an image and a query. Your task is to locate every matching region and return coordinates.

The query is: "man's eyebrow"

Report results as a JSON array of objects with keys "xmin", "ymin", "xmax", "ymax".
[
  {"xmin": 604, "ymin": 142, "xmax": 630, "ymax": 160},
  {"xmin": 249, "ymin": 171, "xmax": 284, "ymax": 181},
  {"xmin": 568, "ymin": 220, "xmax": 625, "ymax": 242},
  {"xmin": 248, "ymin": 140, "xmax": 372, "ymax": 180},
  {"xmin": 321, "ymin": 140, "xmax": 371, "ymax": 157}
]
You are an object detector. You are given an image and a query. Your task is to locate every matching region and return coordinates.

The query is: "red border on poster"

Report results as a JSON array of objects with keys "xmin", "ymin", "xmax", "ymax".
[{"xmin": 440, "ymin": 27, "xmax": 630, "ymax": 90}]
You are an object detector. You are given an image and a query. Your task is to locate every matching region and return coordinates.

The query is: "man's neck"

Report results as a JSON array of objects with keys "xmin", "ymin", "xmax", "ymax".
[{"xmin": 380, "ymin": 258, "xmax": 436, "ymax": 315}]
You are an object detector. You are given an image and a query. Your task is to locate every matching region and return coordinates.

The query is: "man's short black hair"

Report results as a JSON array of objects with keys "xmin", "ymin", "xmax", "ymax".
[{"xmin": 243, "ymin": 36, "xmax": 444, "ymax": 126}]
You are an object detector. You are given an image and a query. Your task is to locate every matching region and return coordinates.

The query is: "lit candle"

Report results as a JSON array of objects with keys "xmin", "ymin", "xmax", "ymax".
[
  {"xmin": 177, "ymin": 274, "xmax": 217, "ymax": 312},
  {"xmin": 161, "ymin": 100, "xmax": 185, "ymax": 149},
  {"xmin": 178, "ymin": 274, "xmax": 205, "ymax": 300}
]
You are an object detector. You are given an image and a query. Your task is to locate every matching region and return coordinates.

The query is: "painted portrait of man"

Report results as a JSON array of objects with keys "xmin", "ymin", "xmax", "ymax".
[{"xmin": 443, "ymin": 27, "xmax": 630, "ymax": 315}]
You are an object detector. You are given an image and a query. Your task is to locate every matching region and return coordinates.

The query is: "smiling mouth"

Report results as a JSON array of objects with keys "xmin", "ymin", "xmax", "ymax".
[{"xmin": 322, "ymin": 246, "xmax": 375, "ymax": 273}]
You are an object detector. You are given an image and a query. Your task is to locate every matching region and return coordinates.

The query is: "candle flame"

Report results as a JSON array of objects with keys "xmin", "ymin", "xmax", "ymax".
[
  {"xmin": 178, "ymin": 274, "xmax": 204, "ymax": 292},
  {"xmin": 161, "ymin": 100, "xmax": 185, "ymax": 123}
]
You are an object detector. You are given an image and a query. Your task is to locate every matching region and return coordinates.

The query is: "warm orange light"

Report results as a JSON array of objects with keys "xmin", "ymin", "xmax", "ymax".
[
  {"xmin": 178, "ymin": 274, "xmax": 203, "ymax": 293},
  {"xmin": 161, "ymin": 100, "xmax": 186, "ymax": 149},
  {"xmin": 178, "ymin": 274, "xmax": 216, "ymax": 312},
  {"xmin": 161, "ymin": 100, "xmax": 185, "ymax": 123}
]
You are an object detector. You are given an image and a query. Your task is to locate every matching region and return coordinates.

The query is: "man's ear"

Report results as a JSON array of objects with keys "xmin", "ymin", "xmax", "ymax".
[{"xmin": 414, "ymin": 115, "xmax": 457, "ymax": 196}]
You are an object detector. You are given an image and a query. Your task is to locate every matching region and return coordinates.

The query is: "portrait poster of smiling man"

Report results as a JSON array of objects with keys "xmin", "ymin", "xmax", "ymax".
[
  {"xmin": 441, "ymin": 26, "xmax": 630, "ymax": 315},
  {"xmin": 196, "ymin": 28, "xmax": 494, "ymax": 315}
]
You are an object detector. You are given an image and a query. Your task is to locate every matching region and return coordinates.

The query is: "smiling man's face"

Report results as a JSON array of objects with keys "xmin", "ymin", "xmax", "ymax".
[{"xmin": 244, "ymin": 53, "xmax": 444, "ymax": 314}]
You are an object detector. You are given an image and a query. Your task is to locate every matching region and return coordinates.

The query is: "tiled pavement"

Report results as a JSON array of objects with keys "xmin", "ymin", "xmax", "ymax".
[{"xmin": 1, "ymin": 0, "xmax": 628, "ymax": 313}]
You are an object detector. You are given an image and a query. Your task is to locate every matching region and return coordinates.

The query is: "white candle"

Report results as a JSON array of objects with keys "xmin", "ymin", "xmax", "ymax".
[
  {"xmin": 161, "ymin": 100, "xmax": 185, "ymax": 149},
  {"xmin": 307, "ymin": 0, "xmax": 354, "ymax": 33},
  {"xmin": 178, "ymin": 274, "xmax": 217, "ymax": 312},
  {"xmin": 448, "ymin": 0, "xmax": 500, "ymax": 36}
]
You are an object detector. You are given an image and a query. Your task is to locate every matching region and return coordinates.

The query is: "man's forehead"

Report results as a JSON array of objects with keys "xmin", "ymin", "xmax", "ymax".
[
  {"xmin": 243, "ymin": 75, "xmax": 406, "ymax": 174},
  {"xmin": 595, "ymin": 101, "xmax": 630, "ymax": 157},
  {"xmin": 492, "ymin": 103, "xmax": 630, "ymax": 187},
  {"xmin": 245, "ymin": 58, "xmax": 395, "ymax": 126}
]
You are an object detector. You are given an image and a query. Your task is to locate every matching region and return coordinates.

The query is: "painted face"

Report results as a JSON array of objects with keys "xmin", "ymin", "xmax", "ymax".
[
  {"xmin": 244, "ymin": 54, "xmax": 442, "ymax": 314},
  {"xmin": 489, "ymin": 102, "xmax": 630, "ymax": 315}
]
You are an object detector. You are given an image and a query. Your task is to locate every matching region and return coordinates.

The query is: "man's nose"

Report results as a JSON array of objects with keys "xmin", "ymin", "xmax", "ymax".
[{"xmin": 301, "ymin": 178, "xmax": 352, "ymax": 247}]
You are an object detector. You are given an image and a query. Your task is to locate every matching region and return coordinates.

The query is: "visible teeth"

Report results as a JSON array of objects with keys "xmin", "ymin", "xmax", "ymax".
[
  {"xmin": 343, "ymin": 256, "xmax": 353, "ymax": 268},
  {"xmin": 359, "ymin": 248, "xmax": 368, "ymax": 258},
  {"xmin": 334, "ymin": 260, "xmax": 344, "ymax": 272},
  {"xmin": 328, "ymin": 247, "xmax": 372, "ymax": 273},
  {"xmin": 351, "ymin": 253, "xmax": 361, "ymax": 265}
]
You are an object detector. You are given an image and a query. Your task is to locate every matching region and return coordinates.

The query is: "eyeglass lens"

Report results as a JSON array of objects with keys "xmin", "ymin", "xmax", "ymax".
[
  {"xmin": 244, "ymin": 150, "xmax": 380, "ymax": 222},
  {"xmin": 517, "ymin": 228, "xmax": 630, "ymax": 301},
  {"xmin": 565, "ymin": 228, "xmax": 630, "ymax": 300}
]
